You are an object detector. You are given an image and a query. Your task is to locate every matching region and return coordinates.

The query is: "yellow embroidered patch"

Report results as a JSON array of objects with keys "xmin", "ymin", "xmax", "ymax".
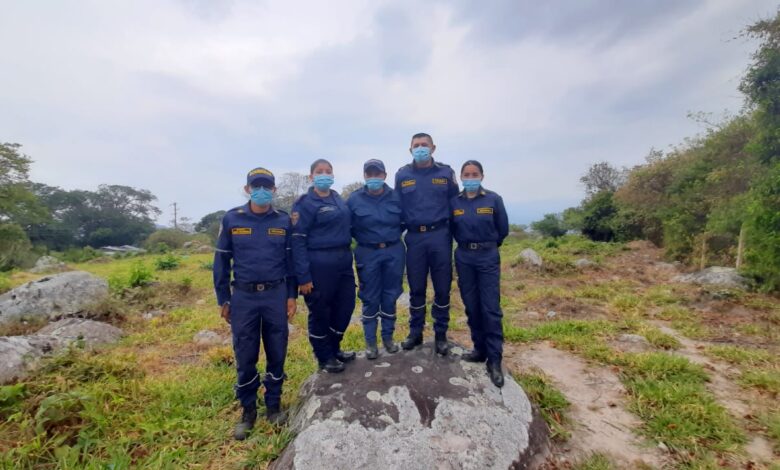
[
  {"xmin": 231, "ymin": 227, "xmax": 252, "ymax": 235},
  {"xmin": 268, "ymin": 228, "xmax": 286, "ymax": 236},
  {"xmin": 432, "ymin": 178, "xmax": 447, "ymax": 185},
  {"xmin": 453, "ymin": 209, "xmax": 465, "ymax": 216},
  {"xmin": 476, "ymin": 207, "xmax": 494, "ymax": 214},
  {"xmin": 249, "ymin": 168, "xmax": 273, "ymax": 177},
  {"xmin": 401, "ymin": 179, "xmax": 416, "ymax": 187}
]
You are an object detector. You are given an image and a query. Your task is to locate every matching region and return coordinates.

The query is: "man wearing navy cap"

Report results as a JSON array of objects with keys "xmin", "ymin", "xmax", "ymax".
[
  {"xmin": 213, "ymin": 167, "xmax": 298, "ymax": 440},
  {"xmin": 347, "ymin": 159, "xmax": 404, "ymax": 359}
]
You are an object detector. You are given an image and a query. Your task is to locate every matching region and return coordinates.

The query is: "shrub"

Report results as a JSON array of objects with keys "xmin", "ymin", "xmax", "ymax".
[
  {"xmin": 128, "ymin": 262, "xmax": 154, "ymax": 287},
  {"xmin": 144, "ymin": 229, "xmax": 190, "ymax": 251},
  {"xmin": 58, "ymin": 246, "xmax": 102, "ymax": 263},
  {"xmin": 155, "ymin": 254, "xmax": 181, "ymax": 271}
]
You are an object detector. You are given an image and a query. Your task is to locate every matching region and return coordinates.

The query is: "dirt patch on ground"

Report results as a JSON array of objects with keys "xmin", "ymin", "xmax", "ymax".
[{"xmin": 504, "ymin": 342, "xmax": 666, "ymax": 468}]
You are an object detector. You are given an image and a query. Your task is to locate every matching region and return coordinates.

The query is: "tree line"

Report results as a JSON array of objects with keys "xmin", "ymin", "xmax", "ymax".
[{"xmin": 531, "ymin": 11, "xmax": 780, "ymax": 291}]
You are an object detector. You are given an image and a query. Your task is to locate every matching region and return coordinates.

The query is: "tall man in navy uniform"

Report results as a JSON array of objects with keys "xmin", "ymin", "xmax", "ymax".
[
  {"xmin": 213, "ymin": 167, "xmax": 298, "ymax": 440},
  {"xmin": 395, "ymin": 133, "xmax": 459, "ymax": 355}
]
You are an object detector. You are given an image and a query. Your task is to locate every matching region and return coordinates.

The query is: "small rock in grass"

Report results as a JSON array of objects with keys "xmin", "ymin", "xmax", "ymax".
[
  {"xmin": 193, "ymin": 330, "xmax": 223, "ymax": 346},
  {"xmin": 545, "ymin": 311, "xmax": 557, "ymax": 319}
]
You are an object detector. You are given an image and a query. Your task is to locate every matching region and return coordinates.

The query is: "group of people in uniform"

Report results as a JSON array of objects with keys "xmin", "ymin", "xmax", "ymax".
[{"xmin": 213, "ymin": 132, "xmax": 509, "ymax": 440}]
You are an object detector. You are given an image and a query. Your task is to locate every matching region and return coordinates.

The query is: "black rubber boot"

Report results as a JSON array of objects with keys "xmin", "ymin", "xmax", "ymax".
[
  {"xmin": 319, "ymin": 357, "xmax": 345, "ymax": 373},
  {"xmin": 365, "ymin": 341, "xmax": 379, "ymax": 360},
  {"xmin": 401, "ymin": 333, "xmax": 423, "ymax": 350},
  {"xmin": 487, "ymin": 361, "xmax": 505, "ymax": 388},
  {"xmin": 462, "ymin": 350, "xmax": 486, "ymax": 363},
  {"xmin": 382, "ymin": 336, "xmax": 399, "ymax": 354},
  {"xmin": 335, "ymin": 350, "xmax": 356, "ymax": 362},
  {"xmin": 434, "ymin": 334, "xmax": 450, "ymax": 356},
  {"xmin": 266, "ymin": 406, "xmax": 287, "ymax": 425},
  {"xmin": 233, "ymin": 405, "xmax": 257, "ymax": 440}
]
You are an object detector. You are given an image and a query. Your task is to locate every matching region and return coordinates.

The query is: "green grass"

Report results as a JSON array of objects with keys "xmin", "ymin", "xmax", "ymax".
[
  {"xmin": 513, "ymin": 371, "xmax": 570, "ymax": 441},
  {"xmin": 572, "ymin": 452, "xmax": 616, "ymax": 470}
]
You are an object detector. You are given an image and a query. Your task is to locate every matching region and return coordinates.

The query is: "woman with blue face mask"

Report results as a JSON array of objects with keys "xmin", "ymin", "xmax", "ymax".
[
  {"xmin": 347, "ymin": 159, "xmax": 405, "ymax": 359},
  {"xmin": 449, "ymin": 160, "xmax": 509, "ymax": 387},
  {"xmin": 291, "ymin": 159, "xmax": 356, "ymax": 373}
]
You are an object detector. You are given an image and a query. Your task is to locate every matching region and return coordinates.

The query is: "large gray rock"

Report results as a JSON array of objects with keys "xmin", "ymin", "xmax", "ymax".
[
  {"xmin": 673, "ymin": 267, "xmax": 748, "ymax": 289},
  {"xmin": 29, "ymin": 255, "xmax": 67, "ymax": 273},
  {"xmin": 0, "ymin": 318, "xmax": 123, "ymax": 384},
  {"xmin": 519, "ymin": 249, "xmax": 543, "ymax": 268},
  {"xmin": 271, "ymin": 343, "xmax": 549, "ymax": 470},
  {"xmin": 0, "ymin": 271, "xmax": 108, "ymax": 325}
]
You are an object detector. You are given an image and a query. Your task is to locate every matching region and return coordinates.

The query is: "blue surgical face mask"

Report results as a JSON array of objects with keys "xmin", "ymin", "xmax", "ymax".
[
  {"xmin": 462, "ymin": 179, "xmax": 481, "ymax": 193},
  {"xmin": 411, "ymin": 146, "xmax": 431, "ymax": 163},
  {"xmin": 313, "ymin": 174, "xmax": 334, "ymax": 191},
  {"xmin": 250, "ymin": 187, "xmax": 273, "ymax": 206},
  {"xmin": 365, "ymin": 178, "xmax": 384, "ymax": 191}
]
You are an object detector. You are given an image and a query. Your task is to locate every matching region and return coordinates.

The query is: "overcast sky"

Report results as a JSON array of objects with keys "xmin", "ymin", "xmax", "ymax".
[{"xmin": 1, "ymin": 0, "xmax": 776, "ymax": 225}]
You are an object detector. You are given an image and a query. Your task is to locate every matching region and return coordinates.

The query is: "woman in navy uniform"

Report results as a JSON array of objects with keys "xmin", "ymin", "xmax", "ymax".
[
  {"xmin": 347, "ymin": 159, "xmax": 404, "ymax": 359},
  {"xmin": 213, "ymin": 167, "xmax": 298, "ymax": 440},
  {"xmin": 292, "ymin": 159, "xmax": 356, "ymax": 373},
  {"xmin": 450, "ymin": 160, "xmax": 509, "ymax": 387}
]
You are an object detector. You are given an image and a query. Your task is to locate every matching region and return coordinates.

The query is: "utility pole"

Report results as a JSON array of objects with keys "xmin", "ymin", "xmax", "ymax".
[{"xmin": 171, "ymin": 202, "xmax": 178, "ymax": 230}]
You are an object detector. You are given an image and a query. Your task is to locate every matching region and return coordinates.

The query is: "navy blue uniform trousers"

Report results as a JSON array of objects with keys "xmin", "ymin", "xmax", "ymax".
[
  {"xmin": 231, "ymin": 283, "xmax": 288, "ymax": 410},
  {"xmin": 404, "ymin": 228, "xmax": 452, "ymax": 336},
  {"xmin": 455, "ymin": 247, "xmax": 503, "ymax": 362},
  {"xmin": 304, "ymin": 247, "xmax": 356, "ymax": 363},
  {"xmin": 355, "ymin": 242, "xmax": 405, "ymax": 344}
]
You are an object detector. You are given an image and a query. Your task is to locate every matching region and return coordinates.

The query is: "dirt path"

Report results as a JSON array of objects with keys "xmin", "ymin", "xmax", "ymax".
[{"xmin": 504, "ymin": 342, "xmax": 666, "ymax": 468}]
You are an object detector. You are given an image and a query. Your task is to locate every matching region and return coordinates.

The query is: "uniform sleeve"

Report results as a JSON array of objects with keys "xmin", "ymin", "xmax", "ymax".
[
  {"xmin": 291, "ymin": 199, "xmax": 315, "ymax": 285},
  {"xmin": 494, "ymin": 195, "xmax": 510, "ymax": 246},
  {"xmin": 212, "ymin": 215, "xmax": 233, "ymax": 306},
  {"xmin": 448, "ymin": 168, "xmax": 459, "ymax": 199},
  {"xmin": 347, "ymin": 194, "xmax": 358, "ymax": 239},
  {"xmin": 285, "ymin": 219, "xmax": 298, "ymax": 299}
]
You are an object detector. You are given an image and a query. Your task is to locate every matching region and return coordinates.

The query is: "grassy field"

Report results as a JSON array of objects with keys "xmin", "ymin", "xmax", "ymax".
[{"xmin": 1, "ymin": 236, "xmax": 778, "ymax": 469}]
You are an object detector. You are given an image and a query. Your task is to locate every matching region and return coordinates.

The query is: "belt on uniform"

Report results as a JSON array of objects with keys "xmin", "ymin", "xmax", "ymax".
[
  {"xmin": 232, "ymin": 279, "xmax": 285, "ymax": 292},
  {"xmin": 358, "ymin": 240, "xmax": 400, "ymax": 249},
  {"xmin": 460, "ymin": 241, "xmax": 498, "ymax": 250},
  {"xmin": 309, "ymin": 245, "xmax": 351, "ymax": 251},
  {"xmin": 407, "ymin": 220, "xmax": 448, "ymax": 233}
]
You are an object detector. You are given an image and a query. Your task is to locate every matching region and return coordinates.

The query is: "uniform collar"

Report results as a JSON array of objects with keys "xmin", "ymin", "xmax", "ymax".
[
  {"xmin": 245, "ymin": 202, "xmax": 277, "ymax": 216},
  {"xmin": 458, "ymin": 189, "xmax": 487, "ymax": 199},
  {"xmin": 309, "ymin": 186, "xmax": 334, "ymax": 202},
  {"xmin": 363, "ymin": 184, "xmax": 390, "ymax": 198},
  {"xmin": 412, "ymin": 157, "xmax": 436, "ymax": 172}
]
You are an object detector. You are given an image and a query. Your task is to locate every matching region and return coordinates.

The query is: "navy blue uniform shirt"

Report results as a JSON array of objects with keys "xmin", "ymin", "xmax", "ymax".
[
  {"xmin": 450, "ymin": 189, "xmax": 510, "ymax": 245},
  {"xmin": 394, "ymin": 159, "xmax": 459, "ymax": 227},
  {"xmin": 291, "ymin": 187, "xmax": 352, "ymax": 285},
  {"xmin": 213, "ymin": 203, "xmax": 297, "ymax": 306},
  {"xmin": 347, "ymin": 184, "xmax": 403, "ymax": 244}
]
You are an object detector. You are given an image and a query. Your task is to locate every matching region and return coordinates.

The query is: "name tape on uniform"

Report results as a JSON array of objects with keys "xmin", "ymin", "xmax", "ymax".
[
  {"xmin": 453, "ymin": 209, "xmax": 465, "ymax": 216},
  {"xmin": 476, "ymin": 207, "xmax": 494, "ymax": 214},
  {"xmin": 267, "ymin": 228, "xmax": 286, "ymax": 236},
  {"xmin": 231, "ymin": 227, "xmax": 252, "ymax": 235},
  {"xmin": 432, "ymin": 178, "xmax": 447, "ymax": 185},
  {"xmin": 401, "ymin": 179, "xmax": 416, "ymax": 187}
]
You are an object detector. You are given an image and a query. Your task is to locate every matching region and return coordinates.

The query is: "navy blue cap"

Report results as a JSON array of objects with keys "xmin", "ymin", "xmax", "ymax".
[
  {"xmin": 363, "ymin": 159, "xmax": 386, "ymax": 173},
  {"xmin": 247, "ymin": 167, "xmax": 275, "ymax": 187}
]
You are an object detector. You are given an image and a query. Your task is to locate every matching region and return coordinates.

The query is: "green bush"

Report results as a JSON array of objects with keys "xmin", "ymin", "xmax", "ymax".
[
  {"xmin": 144, "ymin": 229, "xmax": 190, "ymax": 251},
  {"xmin": 0, "ymin": 272, "xmax": 11, "ymax": 294},
  {"xmin": 57, "ymin": 246, "xmax": 102, "ymax": 263},
  {"xmin": 743, "ymin": 162, "xmax": 780, "ymax": 291},
  {"xmin": 155, "ymin": 254, "xmax": 181, "ymax": 271},
  {"xmin": 128, "ymin": 262, "xmax": 154, "ymax": 288},
  {"xmin": 0, "ymin": 223, "xmax": 33, "ymax": 271}
]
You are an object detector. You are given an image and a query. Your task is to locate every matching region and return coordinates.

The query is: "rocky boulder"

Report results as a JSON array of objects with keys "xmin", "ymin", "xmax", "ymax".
[
  {"xmin": 0, "ymin": 318, "xmax": 123, "ymax": 384},
  {"xmin": 0, "ymin": 271, "xmax": 108, "ymax": 325},
  {"xmin": 673, "ymin": 267, "xmax": 748, "ymax": 289},
  {"xmin": 519, "ymin": 249, "xmax": 543, "ymax": 268},
  {"xmin": 271, "ymin": 343, "xmax": 549, "ymax": 470},
  {"xmin": 29, "ymin": 255, "xmax": 67, "ymax": 273}
]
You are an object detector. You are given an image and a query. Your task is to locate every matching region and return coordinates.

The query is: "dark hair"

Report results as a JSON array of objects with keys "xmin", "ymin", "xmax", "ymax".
[
  {"xmin": 461, "ymin": 160, "xmax": 484, "ymax": 175},
  {"xmin": 411, "ymin": 132, "xmax": 433, "ymax": 145},
  {"xmin": 310, "ymin": 158, "xmax": 333, "ymax": 174}
]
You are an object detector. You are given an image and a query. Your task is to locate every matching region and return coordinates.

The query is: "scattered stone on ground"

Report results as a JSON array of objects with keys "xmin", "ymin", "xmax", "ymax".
[
  {"xmin": 0, "ymin": 271, "xmax": 109, "ymax": 325},
  {"xmin": 525, "ymin": 311, "xmax": 541, "ymax": 320},
  {"xmin": 545, "ymin": 311, "xmax": 557, "ymax": 319},
  {"xmin": 142, "ymin": 310, "xmax": 166, "ymax": 320},
  {"xmin": 29, "ymin": 255, "xmax": 67, "ymax": 273},
  {"xmin": 0, "ymin": 318, "xmax": 123, "ymax": 384},
  {"xmin": 574, "ymin": 258, "xmax": 595, "ymax": 268},
  {"xmin": 100, "ymin": 245, "xmax": 147, "ymax": 256},
  {"xmin": 195, "ymin": 245, "xmax": 212, "ymax": 254},
  {"xmin": 611, "ymin": 333, "xmax": 652, "ymax": 353},
  {"xmin": 673, "ymin": 267, "xmax": 748, "ymax": 289},
  {"xmin": 505, "ymin": 342, "xmax": 665, "ymax": 468},
  {"xmin": 193, "ymin": 329, "xmax": 225, "ymax": 346},
  {"xmin": 271, "ymin": 342, "xmax": 550, "ymax": 470},
  {"xmin": 182, "ymin": 241, "xmax": 196, "ymax": 249},
  {"xmin": 519, "ymin": 248, "xmax": 543, "ymax": 268}
]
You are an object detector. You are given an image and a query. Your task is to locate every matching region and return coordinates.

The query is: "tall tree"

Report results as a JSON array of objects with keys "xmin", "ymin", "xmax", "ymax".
[
  {"xmin": 579, "ymin": 162, "xmax": 628, "ymax": 197},
  {"xmin": 0, "ymin": 143, "xmax": 47, "ymax": 225},
  {"xmin": 274, "ymin": 172, "xmax": 310, "ymax": 212}
]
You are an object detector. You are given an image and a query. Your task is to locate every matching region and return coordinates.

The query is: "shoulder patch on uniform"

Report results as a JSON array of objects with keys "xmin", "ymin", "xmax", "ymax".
[
  {"xmin": 477, "ymin": 207, "xmax": 494, "ymax": 215},
  {"xmin": 232, "ymin": 227, "xmax": 252, "ymax": 235},
  {"xmin": 291, "ymin": 212, "xmax": 300, "ymax": 226},
  {"xmin": 432, "ymin": 177, "xmax": 447, "ymax": 185},
  {"xmin": 453, "ymin": 209, "xmax": 465, "ymax": 216},
  {"xmin": 237, "ymin": 208, "xmax": 245, "ymax": 214},
  {"xmin": 401, "ymin": 179, "xmax": 416, "ymax": 187},
  {"xmin": 268, "ymin": 228, "xmax": 286, "ymax": 236}
]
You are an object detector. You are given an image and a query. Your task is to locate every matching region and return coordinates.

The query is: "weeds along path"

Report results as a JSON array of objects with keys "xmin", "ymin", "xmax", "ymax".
[{"xmin": 507, "ymin": 342, "xmax": 666, "ymax": 468}]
